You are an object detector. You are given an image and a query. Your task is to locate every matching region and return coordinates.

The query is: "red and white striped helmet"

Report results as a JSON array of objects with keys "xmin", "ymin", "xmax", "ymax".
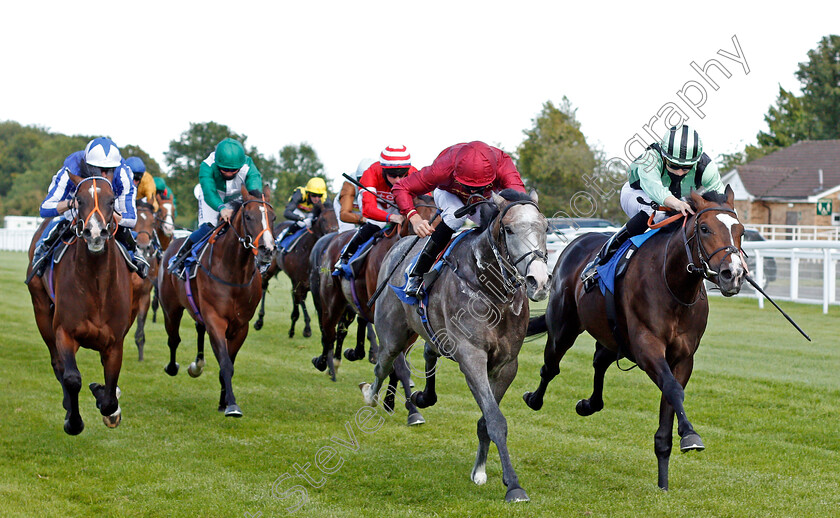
[{"xmin": 379, "ymin": 145, "xmax": 411, "ymax": 168}]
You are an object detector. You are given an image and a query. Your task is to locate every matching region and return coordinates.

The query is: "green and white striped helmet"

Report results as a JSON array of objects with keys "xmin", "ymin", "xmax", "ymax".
[{"xmin": 659, "ymin": 125, "xmax": 703, "ymax": 166}]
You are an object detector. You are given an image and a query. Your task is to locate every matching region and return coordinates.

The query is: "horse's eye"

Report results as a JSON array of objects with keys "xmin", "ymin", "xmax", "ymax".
[
  {"xmin": 505, "ymin": 226, "xmax": 514, "ymax": 235},
  {"xmin": 700, "ymin": 224, "xmax": 710, "ymax": 234}
]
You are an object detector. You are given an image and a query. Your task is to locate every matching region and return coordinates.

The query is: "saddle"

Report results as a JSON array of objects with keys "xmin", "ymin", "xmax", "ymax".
[
  {"xmin": 276, "ymin": 225, "xmax": 308, "ymax": 253},
  {"xmin": 332, "ymin": 230, "xmax": 388, "ymax": 280},
  {"xmin": 169, "ymin": 229, "xmax": 224, "ymax": 281}
]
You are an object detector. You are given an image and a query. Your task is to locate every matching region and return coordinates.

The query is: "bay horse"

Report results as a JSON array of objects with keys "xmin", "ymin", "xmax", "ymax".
[
  {"xmin": 27, "ymin": 174, "xmax": 133, "ymax": 435},
  {"xmin": 157, "ymin": 185, "xmax": 275, "ymax": 417},
  {"xmin": 309, "ymin": 196, "xmax": 436, "ymax": 425},
  {"xmin": 253, "ymin": 203, "xmax": 338, "ymax": 336},
  {"xmin": 150, "ymin": 191, "xmax": 175, "ymax": 323},
  {"xmin": 522, "ymin": 186, "xmax": 745, "ymax": 490},
  {"xmin": 361, "ymin": 190, "xmax": 551, "ymax": 502},
  {"xmin": 131, "ymin": 201, "xmax": 161, "ymax": 361}
]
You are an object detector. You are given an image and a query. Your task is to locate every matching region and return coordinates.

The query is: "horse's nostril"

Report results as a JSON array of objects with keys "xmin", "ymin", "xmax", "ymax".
[{"xmin": 720, "ymin": 268, "xmax": 733, "ymax": 282}]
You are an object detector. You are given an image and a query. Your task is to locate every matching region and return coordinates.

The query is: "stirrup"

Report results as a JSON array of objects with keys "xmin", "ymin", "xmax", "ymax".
[
  {"xmin": 580, "ymin": 259, "xmax": 599, "ymax": 282},
  {"xmin": 404, "ymin": 275, "xmax": 424, "ymax": 297}
]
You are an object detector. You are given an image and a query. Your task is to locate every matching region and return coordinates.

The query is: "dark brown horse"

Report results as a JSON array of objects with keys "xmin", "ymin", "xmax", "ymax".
[
  {"xmin": 253, "ymin": 203, "xmax": 338, "ymax": 336},
  {"xmin": 150, "ymin": 191, "xmax": 175, "ymax": 324},
  {"xmin": 157, "ymin": 185, "xmax": 275, "ymax": 417},
  {"xmin": 27, "ymin": 174, "xmax": 133, "ymax": 435},
  {"xmin": 130, "ymin": 201, "xmax": 160, "ymax": 361},
  {"xmin": 523, "ymin": 187, "xmax": 745, "ymax": 490}
]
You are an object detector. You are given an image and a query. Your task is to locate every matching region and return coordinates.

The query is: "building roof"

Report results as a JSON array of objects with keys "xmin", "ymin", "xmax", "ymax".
[{"xmin": 735, "ymin": 140, "xmax": 840, "ymax": 199}]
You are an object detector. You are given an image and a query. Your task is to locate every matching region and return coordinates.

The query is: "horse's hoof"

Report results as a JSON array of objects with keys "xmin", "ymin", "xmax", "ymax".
[
  {"xmin": 383, "ymin": 393, "xmax": 395, "ymax": 413},
  {"xmin": 407, "ymin": 412, "xmax": 425, "ymax": 426},
  {"xmin": 471, "ymin": 468, "xmax": 487, "ymax": 485},
  {"xmin": 359, "ymin": 382, "xmax": 377, "ymax": 407},
  {"xmin": 303, "ymin": 328, "xmax": 312, "ymax": 338},
  {"xmin": 680, "ymin": 433, "xmax": 705, "ymax": 452},
  {"xmin": 188, "ymin": 359, "xmax": 205, "ymax": 378},
  {"xmin": 102, "ymin": 407, "xmax": 121, "ymax": 428},
  {"xmin": 575, "ymin": 399, "xmax": 602, "ymax": 416},
  {"xmin": 164, "ymin": 362, "xmax": 180, "ymax": 376},
  {"xmin": 224, "ymin": 404, "xmax": 243, "ymax": 418},
  {"xmin": 344, "ymin": 349, "xmax": 359, "ymax": 361},
  {"xmin": 311, "ymin": 356, "xmax": 327, "ymax": 372},
  {"xmin": 505, "ymin": 487, "xmax": 530, "ymax": 503},
  {"xmin": 288, "ymin": 329, "xmax": 295, "ymax": 338},
  {"xmin": 411, "ymin": 391, "xmax": 437, "ymax": 409},
  {"xmin": 522, "ymin": 392, "xmax": 543, "ymax": 411},
  {"xmin": 63, "ymin": 417, "xmax": 84, "ymax": 436},
  {"xmin": 253, "ymin": 320, "xmax": 263, "ymax": 331}
]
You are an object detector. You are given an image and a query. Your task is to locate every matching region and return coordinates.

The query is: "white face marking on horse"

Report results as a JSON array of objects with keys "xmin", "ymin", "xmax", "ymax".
[
  {"xmin": 259, "ymin": 205, "xmax": 274, "ymax": 249},
  {"xmin": 716, "ymin": 213, "xmax": 743, "ymax": 270},
  {"xmin": 140, "ymin": 213, "xmax": 147, "ymax": 220},
  {"xmin": 87, "ymin": 184, "xmax": 101, "ymax": 197}
]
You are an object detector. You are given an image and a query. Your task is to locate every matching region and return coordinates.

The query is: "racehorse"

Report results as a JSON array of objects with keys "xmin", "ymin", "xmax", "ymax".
[
  {"xmin": 310, "ymin": 196, "xmax": 436, "ymax": 425},
  {"xmin": 157, "ymin": 185, "xmax": 275, "ymax": 417},
  {"xmin": 26, "ymin": 174, "xmax": 133, "ymax": 435},
  {"xmin": 361, "ymin": 189, "xmax": 551, "ymax": 502},
  {"xmin": 150, "ymin": 190, "xmax": 175, "ymax": 323},
  {"xmin": 131, "ymin": 201, "xmax": 161, "ymax": 361},
  {"xmin": 522, "ymin": 187, "xmax": 745, "ymax": 490},
  {"xmin": 253, "ymin": 203, "xmax": 338, "ymax": 337}
]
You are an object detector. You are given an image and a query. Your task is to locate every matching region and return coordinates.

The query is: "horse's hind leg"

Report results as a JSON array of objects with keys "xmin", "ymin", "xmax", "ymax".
[
  {"xmin": 392, "ymin": 353, "xmax": 424, "ymax": 426},
  {"xmin": 288, "ymin": 288, "xmax": 299, "ymax": 338},
  {"xmin": 344, "ymin": 315, "xmax": 366, "ymax": 361},
  {"xmin": 360, "ymin": 326, "xmax": 410, "ymax": 408},
  {"xmin": 151, "ymin": 282, "xmax": 159, "ymax": 323},
  {"xmin": 188, "ymin": 322, "xmax": 206, "ymax": 377},
  {"xmin": 523, "ymin": 319, "xmax": 579, "ymax": 411},
  {"xmin": 651, "ymin": 355, "xmax": 701, "ymax": 490},
  {"xmin": 301, "ymin": 292, "xmax": 312, "ymax": 338},
  {"xmin": 253, "ymin": 288, "xmax": 268, "ymax": 331},
  {"xmin": 576, "ymin": 342, "xmax": 616, "ymax": 416},
  {"xmin": 366, "ymin": 321, "xmax": 378, "ymax": 364},
  {"xmin": 162, "ymin": 303, "xmax": 184, "ymax": 376},
  {"xmin": 410, "ymin": 341, "xmax": 440, "ymax": 409},
  {"xmin": 134, "ymin": 290, "xmax": 150, "ymax": 361}
]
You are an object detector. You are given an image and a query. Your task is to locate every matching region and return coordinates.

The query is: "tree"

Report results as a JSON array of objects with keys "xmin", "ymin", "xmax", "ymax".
[
  {"xmin": 164, "ymin": 122, "xmax": 250, "ymax": 226},
  {"xmin": 516, "ymin": 98, "xmax": 621, "ymax": 220},
  {"xmin": 120, "ymin": 144, "xmax": 162, "ymax": 177},
  {"xmin": 272, "ymin": 143, "xmax": 327, "ymax": 202}
]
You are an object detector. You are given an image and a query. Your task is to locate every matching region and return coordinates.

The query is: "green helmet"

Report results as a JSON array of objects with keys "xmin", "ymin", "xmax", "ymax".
[
  {"xmin": 658, "ymin": 125, "xmax": 703, "ymax": 167},
  {"xmin": 215, "ymin": 138, "xmax": 246, "ymax": 170}
]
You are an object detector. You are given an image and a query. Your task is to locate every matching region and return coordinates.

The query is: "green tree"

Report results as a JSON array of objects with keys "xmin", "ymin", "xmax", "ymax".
[
  {"xmin": 796, "ymin": 34, "xmax": 840, "ymax": 139},
  {"xmin": 164, "ymin": 122, "xmax": 250, "ymax": 226},
  {"xmin": 121, "ymin": 144, "xmax": 162, "ymax": 177},
  {"xmin": 516, "ymin": 98, "xmax": 619, "ymax": 220},
  {"xmin": 272, "ymin": 143, "xmax": 327, "ymax": 203}
]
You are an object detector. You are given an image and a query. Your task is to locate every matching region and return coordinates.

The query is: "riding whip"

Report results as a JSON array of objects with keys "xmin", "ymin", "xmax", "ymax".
[{"xmin": 744, "ymin": 274, "xmax": 811, "ymax": 341}]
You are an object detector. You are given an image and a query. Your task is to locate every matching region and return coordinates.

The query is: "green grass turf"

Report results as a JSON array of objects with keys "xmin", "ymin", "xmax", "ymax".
[{"xmin": 0, "ymin": 250, "xmax": 838, "ymax": 517}]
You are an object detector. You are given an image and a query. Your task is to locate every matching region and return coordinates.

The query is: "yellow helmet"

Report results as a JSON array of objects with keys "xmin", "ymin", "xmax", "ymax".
[{"xmin": 305, "ymin": 177, "xmax": 327, "ymax": 196}]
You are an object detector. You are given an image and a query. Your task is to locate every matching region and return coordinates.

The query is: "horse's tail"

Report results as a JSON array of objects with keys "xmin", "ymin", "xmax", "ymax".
[{"xmin": 526, "ymin": 314, "xmax": 547, "ymax": 336}]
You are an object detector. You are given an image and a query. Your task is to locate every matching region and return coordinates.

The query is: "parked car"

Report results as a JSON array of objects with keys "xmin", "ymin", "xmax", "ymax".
[
  {"xmin": 742, "ymin": 229, "xmax": 777, "ymax": 283},
  {"xmin": 547, "ymin": 217, "xmax": 619, "ymax": 236}
]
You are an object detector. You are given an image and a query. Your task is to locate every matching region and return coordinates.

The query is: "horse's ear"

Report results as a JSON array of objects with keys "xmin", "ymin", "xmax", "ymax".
[
  {"xmin": 724, "ymin": 184, "xmax": 734, "ymax": 207},
  {"xmin": 689, "ymin": 189, "xmax": 705, "ymax": 209},
  {"xmin": 240, "ymin": 184, "xmax": 250, "ymax": 199},
  {"xmin": 492, "ymin": 191, "xmax": 505, "ymax": 208},
  {"xmin": 529, "ymin": 189, "xmax": 539, "ymax": 205},
  {"xmin": 68, "ymin": 172, "xmax": 83, "ymax": 186},
  {"xmin": 262, "ymin": 184, "xmax": 271, "ymax": 202}
]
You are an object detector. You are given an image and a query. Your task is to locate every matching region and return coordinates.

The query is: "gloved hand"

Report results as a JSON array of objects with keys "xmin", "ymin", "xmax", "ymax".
[{"xmin": 303, "ymin": 217, "xmax": 314, "ymax": 229}]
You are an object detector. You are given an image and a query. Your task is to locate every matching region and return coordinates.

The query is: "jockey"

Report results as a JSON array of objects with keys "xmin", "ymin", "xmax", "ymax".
[
  {"xmin": 32, "ymin": 137, "xmax": 149, "ymax": 279},
  {"xmin": 580, "ymin": 124, "xmax": 725, "ymax": 281},
  {"xmin": 154, "ymin": 176, "xmax": 177, "ymax": 217},
  {"xmin": 333, "ymin": 158, "xmax": 376, "ymax": 233},
  {"xmin": 393, "ymin": 141, "xmax": 526, "ymax": 296},
  {"xmin": 333, "ymin": 146, "xmax": 416, "ymax": 273},
  {"xmin": 283, "ymin": 177, "xmax": 328, "ymax": 229},
  {"xmin": 125, "ymin": 156, "xmax": 159, "ymax": 212},
  {"xmin": 168, "ymin": 138, "xmax": 264, "ymax": 274}
]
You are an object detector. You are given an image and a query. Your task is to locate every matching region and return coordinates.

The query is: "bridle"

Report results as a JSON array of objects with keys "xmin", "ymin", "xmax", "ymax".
[
  {"xmin": 488, "ymin": 200, "xmax": 549, "ymax": 287},
  {"xmin": 72, "ymin": 176, "xmax": 118, "ymax": 239},
  {"xmin": 225, "ymin": 197, "xmax": 275, "ymax": 256}
]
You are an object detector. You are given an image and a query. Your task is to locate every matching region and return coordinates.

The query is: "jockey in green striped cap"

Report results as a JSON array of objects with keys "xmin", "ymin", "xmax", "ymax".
[{"xmin": 581, "ymin": 124, "xmax": 724, "ymax": 282}]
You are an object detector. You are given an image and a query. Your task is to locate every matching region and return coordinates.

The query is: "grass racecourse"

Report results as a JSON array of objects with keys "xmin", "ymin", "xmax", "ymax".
[{"xmin": 1, "ymin": 249, "xmax": 839, "ymax": 517}]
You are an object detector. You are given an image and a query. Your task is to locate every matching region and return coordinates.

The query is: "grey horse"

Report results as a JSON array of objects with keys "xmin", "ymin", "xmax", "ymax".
[{"xmin": 360, "ymin": 189, "xmax": 550, "ymax": 503}]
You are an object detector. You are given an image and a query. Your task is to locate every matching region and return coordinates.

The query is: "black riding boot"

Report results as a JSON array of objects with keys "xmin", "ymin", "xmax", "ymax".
[
  {"xmin": 404, "ymin": 223, "xmax": 455, "ymax": 297},
  {"xmin": 167, "ymin": 238, "xmax": 194, "ymax": 278},
  {"xmin": 333, "ymin": 223, "xmax": 379, "ymax": 273},
  {"xmin": 580, "ymin": 211, "xmax": 649, "ymax": 281},
  {"xmin": 30, "ymin": 219, "xmax": 71, "ymax": 280},
  {"xmin": 117, "ymin": 227, "xmax": 149, "ymax": 279}
]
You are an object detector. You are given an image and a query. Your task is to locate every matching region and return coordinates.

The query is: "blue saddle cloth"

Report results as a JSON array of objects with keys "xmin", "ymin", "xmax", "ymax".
[
  {"xmin": 389, "ymin": 229, "xmax": 474, "ymax": 306},
  {"xmin": 167, "ymin": 231, "xmax": 214, "ymax": 273},
  {"xmin": 332, "ymin": 235, "xmax": 377, "ymax": 279},
  {"xmin": 597, "ymin": 229, "xmax": 660, "ymax": 296},
  {"xmin": 278, "ymin": 226, "xmax": 308, "ymax": 251}
]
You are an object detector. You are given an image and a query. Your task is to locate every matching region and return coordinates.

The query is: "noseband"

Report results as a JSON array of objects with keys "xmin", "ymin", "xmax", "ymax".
[
  {"xmin": 683, "ymin": 206, "xmax": 741, "ymax": 279},
  {"xmin": 489, "ymin": 200, "xmax": 548, "ymax": 287},
  {"xmin": 226, "ymin": 197, "xmax": 274, "ymax": 256},
  {"xmin": 72, "ymin": 177, "xmax": 118, "ymax": 239}
]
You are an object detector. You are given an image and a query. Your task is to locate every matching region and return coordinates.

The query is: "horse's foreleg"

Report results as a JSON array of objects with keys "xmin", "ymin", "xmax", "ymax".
[
  {"xmin": 576, "ymin": 342, "xmax": 616, "ymax": 416},
  {"xmin": 91, "ymin": 344, "xmax": 123, "ymax": 428},
  {"xmin": 56, "ymin": 330, "xmax": 84, "ymax": 435},
  {"xmin": 288, "ymin": 289, "xmax": 299, "ymax": 338},
  {"xmin": 163, "ymin": 305, "xmax": 184, "ymax": 376},
  {"xmin": 394, "ymin": 353, "xmax": 424, "ymax": 426},
  {"xmin": 360, "ymin": 328, "xmax": 406, "ymax": 408},
  {"xmin": 366, "ymin": 322, "xmax": 379, "ymax": 364},
  {"xmin": 301, "ymin": 292, "xmax": 312, "ymax": 338},
  {"xmin": 207, "ymin": 318, "xmax": 242, "ymax": 417},
  {"xmin": 523, "ymin": 323, "xmax": 577, "ymax": 411},
  {"xmin": 151, "ymin": 282, "xmax": 159, "ymax": 323},
  {"xmin": 134, "ymin": 291, "xmax": 150, "ymax": 361},
  {"xmin": 344, "ymin": 314, "xmax": 366, "ymax": 361},
  {"xmin": 460, "ymin": 352, "xmax": 527, "ymax": 502},
  {"xmin": 188, "ymin": 322, "xmax": 206, "ymax": 378},
  {"xmin": 411, "ymin": 341, "xmax": 439, "ymax": 409},
  {"xmin": 649, "ymin": 355, "xmax": 701, "ymax": 491}
]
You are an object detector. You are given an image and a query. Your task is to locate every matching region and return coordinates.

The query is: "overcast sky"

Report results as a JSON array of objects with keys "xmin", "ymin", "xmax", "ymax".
[{"xmin": 1, "ymin": 1, "xmax": 837, "ymax": 190}]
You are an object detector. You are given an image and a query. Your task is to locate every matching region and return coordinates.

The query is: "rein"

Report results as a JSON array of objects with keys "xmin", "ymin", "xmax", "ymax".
[
  {"xmin": 488, "ymin": 200, "xmax": 548, "ymax": 288},
  {"xmin": 73, "ymin": 177, "xmax": 118, "ymax": 239}
]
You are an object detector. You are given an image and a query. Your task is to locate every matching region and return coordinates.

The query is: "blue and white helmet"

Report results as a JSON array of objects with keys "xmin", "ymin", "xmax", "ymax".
[{"xmin": 84, "ymin": 137, "xmax": 122, "ymax": 168}]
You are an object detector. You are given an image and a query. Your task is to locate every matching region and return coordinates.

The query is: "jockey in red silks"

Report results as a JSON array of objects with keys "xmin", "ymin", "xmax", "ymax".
[
  {"xmin": 333, "ymin": 145, "xmax": 418, "ymax": 273},
  {"xmin": 392, "ymin": 141, "xmax": 526, "ymax": 296}
]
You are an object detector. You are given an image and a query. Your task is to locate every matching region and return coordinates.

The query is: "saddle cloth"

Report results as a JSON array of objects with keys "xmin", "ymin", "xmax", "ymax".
[{"xmin": 596, "ymin": 228, "xmax": 660, "ymax": 295}]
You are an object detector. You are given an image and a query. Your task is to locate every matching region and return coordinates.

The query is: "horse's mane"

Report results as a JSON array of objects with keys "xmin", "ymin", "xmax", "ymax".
[
  {"xmin": 136, "ymin": 200, "xmax": 155, "ymax": 211},
  {"xmin": 477, "ymin": 189, "xmax": 533, "ymax": 232},
  {"xmin": 657, "ymin": 190, "xmax": 732, "ymax": 234}
]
